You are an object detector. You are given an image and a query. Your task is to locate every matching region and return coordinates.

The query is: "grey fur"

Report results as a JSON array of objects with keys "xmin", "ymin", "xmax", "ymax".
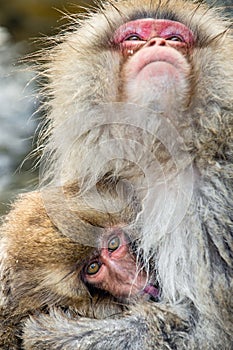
[{"xmin": 0, "ymin": 0, "xmax": 233, "ymax": 349}]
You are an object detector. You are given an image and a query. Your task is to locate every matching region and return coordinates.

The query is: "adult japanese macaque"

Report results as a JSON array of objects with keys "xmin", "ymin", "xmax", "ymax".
[{"xmin": 1, "ymin": 0, "xmax": 233, "ymax": 349}]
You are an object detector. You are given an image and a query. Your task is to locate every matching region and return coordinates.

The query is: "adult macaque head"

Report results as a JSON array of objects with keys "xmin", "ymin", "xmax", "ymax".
[
  {"xmin": 39, "ymin": 0, "xmax": 232, "ymax": 203},
  {"xmin": 117, "ymin": 19, "xmax": 193, "ymax": 109}
]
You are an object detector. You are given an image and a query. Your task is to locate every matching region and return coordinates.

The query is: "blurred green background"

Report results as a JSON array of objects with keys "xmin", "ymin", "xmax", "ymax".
[
  {"xmin": 0, "ymin": 0, "xmax": 95, "ymax": 45},
  {"xmin": 0, "ymin": 0, "xmax": 232, "ymax": 215}
]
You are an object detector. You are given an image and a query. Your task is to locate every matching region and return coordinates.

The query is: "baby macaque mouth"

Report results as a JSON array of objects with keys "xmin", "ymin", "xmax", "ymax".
[{"xmin": 143, "ymin": 283, "xmax": 160, "ymax": 301}]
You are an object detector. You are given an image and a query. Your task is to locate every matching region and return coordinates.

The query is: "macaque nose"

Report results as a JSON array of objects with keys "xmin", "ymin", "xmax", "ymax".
[{"xmin": 146, "ymin": 37, "xmax": 167, "ymax": 47}]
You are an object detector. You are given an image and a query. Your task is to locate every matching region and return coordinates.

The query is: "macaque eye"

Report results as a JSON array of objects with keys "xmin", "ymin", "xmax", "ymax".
[
  {"xmin": 166, "ymin": 35, "xmax": 184, "ymax": 42},
  {"xmin": 86, "ymin": 261, "xmax": 101, "ymax": 275},
  {"xmin": 125, "ymin": 34, "xmax": 142, "ymax": 41},
  {"xmin": 108, "ymin": 236, "xmax": 120, "ymax": 251}
]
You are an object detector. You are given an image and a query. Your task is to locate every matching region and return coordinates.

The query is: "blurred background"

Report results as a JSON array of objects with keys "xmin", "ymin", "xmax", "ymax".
[
  {"xmin": 0, "ymin": 0, "xmax": 96, "ymax": 214},
  {"xmin": 0, "ymin": 0, "xmax": 232, "ymax": 215}
]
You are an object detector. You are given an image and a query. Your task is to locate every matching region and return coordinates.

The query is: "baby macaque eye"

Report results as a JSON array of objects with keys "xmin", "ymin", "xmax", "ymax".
[
  {"xmin": 86, "ymin": 261, "xmax": 101, "ymax": 275},
  {"xmin": 125, "ymin": 34, "xmax": 142, "ymax": 41},
  {"xmin": 108, "ymin": 236, "xmax": 120, "ymax": 251}
]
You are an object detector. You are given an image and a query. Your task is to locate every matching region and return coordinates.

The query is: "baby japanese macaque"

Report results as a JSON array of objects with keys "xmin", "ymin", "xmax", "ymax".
[{"xmin": 0, "ymin": 185, "xmax": 158, "ymax": 349}]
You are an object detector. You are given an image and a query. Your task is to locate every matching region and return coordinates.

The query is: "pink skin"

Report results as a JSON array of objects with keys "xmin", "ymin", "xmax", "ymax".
[
  {"xmin": 114, "ymin": 19, "xmax": 194, "ymax": 104},
  {"xmin": 114, "ymin": 19, "xmax": 194, "ymax": 49},
  {"xmin": 84, "ymin": 231, "xmax": 158, "ymax": 299}
]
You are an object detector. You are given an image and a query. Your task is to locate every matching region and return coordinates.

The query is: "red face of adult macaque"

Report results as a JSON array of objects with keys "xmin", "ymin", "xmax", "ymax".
[
  {"xmin": 114, "ymin": 19, "xmax": 195, "ymax": 110},
  {"xmin": 83, "ymin": 230, "xmax": 158, "ymax": 300}
]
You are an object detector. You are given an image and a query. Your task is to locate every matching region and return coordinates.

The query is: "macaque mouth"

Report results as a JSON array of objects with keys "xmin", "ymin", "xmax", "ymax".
[
  {"xmin": 140, "ymin": 49, "xmax": 184, "ymax": 70},
  {"xmin": 143, "ymin": 282, "xmax": 160, "ymax": 301},
  {"xmin": 127, "ymin": 46, "xmax": 187, "ymax": 82},
  {"xmin": 142, "ymin": 59, "xmax": 176, "ymax": 72}
]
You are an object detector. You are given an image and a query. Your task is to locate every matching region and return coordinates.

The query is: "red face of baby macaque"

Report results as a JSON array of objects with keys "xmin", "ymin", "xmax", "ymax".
[
  {"xmin": 114, "ymin": 19, "xmax": 195, "ymax": 109},
  {"xmin": 83, "ymin": 230, "xmax": 159, "ymax": 300}
]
